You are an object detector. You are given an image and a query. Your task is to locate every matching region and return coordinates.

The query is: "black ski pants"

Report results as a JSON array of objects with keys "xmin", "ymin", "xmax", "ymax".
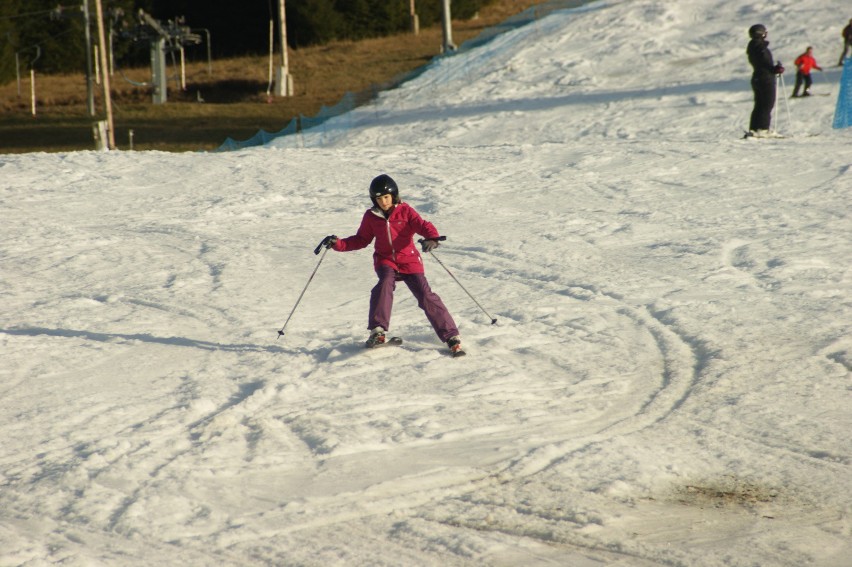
[
  {"xmin": 792, "ymin": 71, "xmax": 812, "ymax": 96},
  {"xmin": 750, "ymin": 76, "xmax": 776, "ymax": 131}
]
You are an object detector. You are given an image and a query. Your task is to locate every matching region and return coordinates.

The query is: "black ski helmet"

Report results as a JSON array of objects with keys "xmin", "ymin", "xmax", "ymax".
[
  {"xmin": 749, "ymin": 24, "xmax": 767, "ymax": 39},
  {"xmin": 369, "ymin": 174, "xmax": 400, "ymax": 206}
]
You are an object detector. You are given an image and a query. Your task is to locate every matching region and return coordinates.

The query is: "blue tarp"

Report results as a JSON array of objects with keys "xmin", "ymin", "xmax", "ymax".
[{"xmin": 832, "ymin": 58, "xmax": 852, "ymax": 129}]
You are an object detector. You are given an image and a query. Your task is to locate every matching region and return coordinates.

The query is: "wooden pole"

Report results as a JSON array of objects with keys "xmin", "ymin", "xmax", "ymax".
[
  {"xmin": 82, "ymin": 0, "xmax": 95, "ymax": 116},
  {"xmin": 266, "ymin": 19, "xmax": 274, "ymax": 97},
  {"xmin": 275, "ymin": 0, "xmax": 293, "ymax": 96},
  {"xmin": 93, "ymin": 0, "xmax": 115, "ymax": 149},
  {"xmin": 279, "ymin": 0, "xmax": 289, "ymax": 75},
  {"xmin": 410, "ymin": 0, "xmax": 419, "ymax": 35},
  {"xmin": 441, "ymin": 0, "xmax": 455, "ymax": 52},
  {"xmin": 30, "ymin": 69, "xmax": 36, "ymax": 117}
]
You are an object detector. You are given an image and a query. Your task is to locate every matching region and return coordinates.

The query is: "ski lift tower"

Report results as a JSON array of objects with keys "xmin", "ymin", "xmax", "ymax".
[{"xmin": 135, "ymin": 10, "xmax": 201, "ymax": 104}]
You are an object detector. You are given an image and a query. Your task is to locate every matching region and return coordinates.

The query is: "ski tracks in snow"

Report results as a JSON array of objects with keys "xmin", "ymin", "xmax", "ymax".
[
  {"xmin": 433, "ymin": 244, "xmax": 701, "ymax": 478},
  {"xmin": 189, "ymin": 233, "xmax": 705, "ymax": 560}
]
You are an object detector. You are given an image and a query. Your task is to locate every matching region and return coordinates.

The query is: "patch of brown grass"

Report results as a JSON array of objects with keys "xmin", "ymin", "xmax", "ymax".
[{"xmin": 0, "ymin": 0, "xmax": 543, "ymax": 153}]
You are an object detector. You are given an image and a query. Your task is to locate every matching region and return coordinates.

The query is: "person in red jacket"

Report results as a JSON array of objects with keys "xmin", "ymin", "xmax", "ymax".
[
  {"xmin": 320, "ymin": 174, "xmax": 463, "ymax": 355},
  {"xmin": 792, "ymin": 46, "xmax": 822, "ymax": 97}
]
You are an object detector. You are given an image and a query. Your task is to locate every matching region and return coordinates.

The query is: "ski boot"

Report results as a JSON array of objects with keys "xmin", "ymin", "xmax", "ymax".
[
  {"xmin": 365, "ymin": 327, "xmax": 386, "ymax": 348},
  {"xmin": 447, "ymin": 336, "xmax": 466, "ymax": 357}
]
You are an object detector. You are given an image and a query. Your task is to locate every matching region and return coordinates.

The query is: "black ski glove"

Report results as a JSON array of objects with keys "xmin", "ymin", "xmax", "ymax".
[
  {"xmin": 314, "ymin": 235, "xmax": 337, "ymax": 255},
  {"xmin": 421, "ymin": 239, "xmax": 439, "ymax": 253},
  {"xmin": 774, "ymin": 63, "xmax": 785, "ymax": 74}
]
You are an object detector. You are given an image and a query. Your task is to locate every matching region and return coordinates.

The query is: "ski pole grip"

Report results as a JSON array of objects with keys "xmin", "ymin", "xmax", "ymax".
[{"xmin": 418, "ymin": 236, "xmax": 447, "ymax": 244}]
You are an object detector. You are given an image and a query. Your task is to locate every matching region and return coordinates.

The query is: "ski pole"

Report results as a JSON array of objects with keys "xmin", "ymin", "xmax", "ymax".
[
  {"xmin": 780, "ymin": 73, "xmax": 794, "ymax": 134},
  {"xmin": 420, "ymin": 237, "xmax": 497, "ymax": 325},
  {"xmin": 777, "ymin": 72, "xmax": 794, "ymax": 133},
  {"xmin": 276, "ymin": 244, "xmax": 330, "ymax": 339},
  {"xmin": 772, "ymin": 74, "xmax": 780, "ymax": 135}
]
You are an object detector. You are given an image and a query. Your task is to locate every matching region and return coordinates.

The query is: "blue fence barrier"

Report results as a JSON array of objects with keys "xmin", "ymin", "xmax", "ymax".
[{"xmin": 832, "ymin": 58, "xmax": 852, "ymax": 129}]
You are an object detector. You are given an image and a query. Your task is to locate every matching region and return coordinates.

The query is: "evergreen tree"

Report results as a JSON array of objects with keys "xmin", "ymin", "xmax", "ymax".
[
  {"xmin": 1, "ymin": 0, "xmax": 142, "ymax": 83},
  {"xmin": 0, "ymin": 0, "xmax": 500, "ymax": 82},
  {"xmin": 288, "ymin": 0, "xmax": 346, "ymax": 47},
  {"xmin": 0, "ymin": 0, "xmax": 23, "ymax": 83}
]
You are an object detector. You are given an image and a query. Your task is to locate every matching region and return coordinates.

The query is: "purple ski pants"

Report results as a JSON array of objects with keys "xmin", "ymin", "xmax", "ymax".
[{"xmin": 369, "ymin": 265, "xmax": 459, "ymax": 342}]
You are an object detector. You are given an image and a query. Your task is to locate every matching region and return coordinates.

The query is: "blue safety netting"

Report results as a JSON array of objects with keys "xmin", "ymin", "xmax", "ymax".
[
  {"xmin": 214, "ymin": 0, "xmax": 596, "ymax": 152},
  {"xmin": 217, "ymin": 119, "xmax": 298, "ymax": 151},
  {"xmin": 832, "ymin": 57, "xmax": 852, "ymax": 129}
]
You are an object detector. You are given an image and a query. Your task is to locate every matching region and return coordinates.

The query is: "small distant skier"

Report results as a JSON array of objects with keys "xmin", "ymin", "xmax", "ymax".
[
  {"xmin": 838, "ymin": 18, "xmax": 852, "ymax": 66},
  {"xmin": 746, "ymin": 24, "xmax": 785, "ymax": 137},
  {"xmin": 318, "ymin": 174, "xmax": 464, "ymax": 356},
  {"xmin": 792, "ymin": 46, "xmax": 822, "ymax": 97}
]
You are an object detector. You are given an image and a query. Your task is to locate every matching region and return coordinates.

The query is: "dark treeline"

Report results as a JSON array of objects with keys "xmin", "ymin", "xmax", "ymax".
[{"xmin": 1, "ymin": 0, "xmax": 494, "ymax": 83}]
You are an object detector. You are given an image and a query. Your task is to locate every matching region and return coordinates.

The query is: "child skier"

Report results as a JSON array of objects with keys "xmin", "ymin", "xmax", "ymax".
[
  {"xmin": 319, "ymin": 174, "xmax": 464, "ymax": 356},
  {"xmin": 792, "ymin": 46, "xmax": 822, "ymax": 97}
]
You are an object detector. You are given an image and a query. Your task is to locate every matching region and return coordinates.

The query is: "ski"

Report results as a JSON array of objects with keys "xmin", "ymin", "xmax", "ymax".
[
  {"xmin": 365, "ymin": 336, "xmax": 403, "ymax": 349},
  {"xmin": 363, "ymin": 335, "xmax": 467, "ymax": 357},
  {"xmin": 743, "ymin": 130, "xmax": 785, "ymax": 139}
]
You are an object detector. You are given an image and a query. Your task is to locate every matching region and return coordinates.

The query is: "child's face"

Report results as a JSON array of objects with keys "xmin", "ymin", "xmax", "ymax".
[{"xmin": 376, "ymin": 194, "xmax": 394, "ymax": 211}]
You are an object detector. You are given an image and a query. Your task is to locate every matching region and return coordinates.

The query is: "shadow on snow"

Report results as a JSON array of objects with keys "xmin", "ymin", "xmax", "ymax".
[{"xmin": 1, "ymin": 326, "xmax": 287, "ymax": 354}]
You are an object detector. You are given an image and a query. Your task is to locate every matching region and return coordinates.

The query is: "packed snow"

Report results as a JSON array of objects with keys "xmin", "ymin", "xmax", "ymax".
[{"xmin": 2, "ymin": 0, "xmax": 850, "ymax": 565}]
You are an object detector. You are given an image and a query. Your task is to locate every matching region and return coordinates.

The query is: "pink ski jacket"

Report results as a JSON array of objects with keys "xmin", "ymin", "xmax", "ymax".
[{"xmin": 333, "ymin": 202, "xmax": 440, "ymax": 274}]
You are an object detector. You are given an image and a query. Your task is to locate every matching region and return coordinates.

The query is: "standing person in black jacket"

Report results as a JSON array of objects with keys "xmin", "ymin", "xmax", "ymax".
[
  {"xmin": 839, "ymin": 18, "xmax": 852, "ymax": 66},
  {"xmin": 746, "ymin": 24, "xmax": 785, "ymax": 137}
]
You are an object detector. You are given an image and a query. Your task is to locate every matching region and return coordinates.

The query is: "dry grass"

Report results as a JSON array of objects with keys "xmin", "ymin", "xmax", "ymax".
[{"xmin": 0, "ymin": 1, "xmax": 543, "ymax": 153}]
